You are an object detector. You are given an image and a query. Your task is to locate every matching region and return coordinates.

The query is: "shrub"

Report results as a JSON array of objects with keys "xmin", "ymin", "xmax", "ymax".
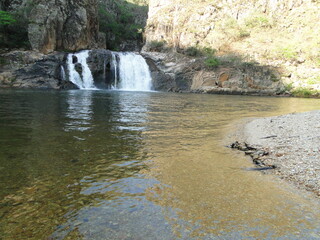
[
  {"xmin": 98, "ymin": 0, "xmax": 147, "ymax": 50},
  {"xmin": 0, "ymin": 11, "xmax": 16, "ymax": 25},
  {"xmin": 201, "ymin": 47, "xmax": 217, "ymax": 56},
  {"xmin": 245, "ymin": 15, "xmax": 273, "ymax": 28},
  {"xmin": 283, "ymin": 83, "xmax": 294, "ymax": 92},
  {"xmin": 204, "ymin": 57, "xmax": 220, "ymax": 69},
  {"xmin": 0, "ymin": 1, "xmax": 33, "ymax": 49},
  {"xmin": 184, "ymin": 46, "xmax": 203, "ymax": 57},
  {"xmin": 306, "ymin": 76, "xmax": 320, "ymax": 85},
  {"xmin": 291, "ymin": 87, "xmax": 318, "ymax": 98},
  {"xmin": 148, "ymin": 40, "xmax": 166, "ymax": 51},
  {"xmin": 182, "ymin": 46, "xmax": 217, "ymax": 57},
  {"xmin": 278, "ymin": 46, "xmax": 298, "ymax": 60}
]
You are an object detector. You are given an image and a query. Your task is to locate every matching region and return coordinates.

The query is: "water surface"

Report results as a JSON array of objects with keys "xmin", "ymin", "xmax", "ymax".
[{"xmin": 0, "ymin": 90, "xmax": 320, "ymax": 239}]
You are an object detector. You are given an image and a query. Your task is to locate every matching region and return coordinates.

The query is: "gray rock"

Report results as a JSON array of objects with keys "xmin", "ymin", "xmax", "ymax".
[
  {"xmin": 0, "ymin": 51, "xmax": 77, "ymax": 89},
  {"xmin": 87, "ymin": 49, "xmax": 114, "ymax": 88},
  {"xmin": 142, "ymin": 51, "xmax": 284, "ymax": 94}
]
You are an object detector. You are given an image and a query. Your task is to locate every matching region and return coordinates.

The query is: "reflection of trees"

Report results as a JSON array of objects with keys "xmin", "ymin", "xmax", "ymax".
[{"xmin": 0, "ymin": 90, "xmax": 150, "ymax": 239}]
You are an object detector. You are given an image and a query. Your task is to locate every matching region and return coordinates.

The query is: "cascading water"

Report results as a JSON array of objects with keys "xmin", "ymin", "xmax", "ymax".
[
  {"xmin": 60, "ymin": 66, "xmax": 66, "ymax": 81},
  {"xmin": 112, "ymin": 52, "xmax": 152, "ymax": 91},
  {"xmin": 111, "ymin": 52, "xmax": 118, "ymax": 89},
  {"xmin": 67, "ymin": 50, "xmax": 96, "ymax": 90},
  {"xmin": 66, "ymin": 50, "xmax": 152, "ymax": 91}
]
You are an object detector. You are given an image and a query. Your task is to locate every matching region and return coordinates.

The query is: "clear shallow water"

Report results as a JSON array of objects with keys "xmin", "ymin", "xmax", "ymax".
[{"xmin": 0, "ymin": 89, "xmax": 320, "ymax": 239}]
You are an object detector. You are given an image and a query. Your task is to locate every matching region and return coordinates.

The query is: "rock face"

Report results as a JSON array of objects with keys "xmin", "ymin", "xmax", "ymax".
[
  {"xmin": 142, "ymin": 51, "xmax": 283, "ymax": 94},
  {"xmin": 144, "ymin": 0, "xmax": 320, "ymax": 95},
  {"xmin": 0, "ymin": 51, "xmax": 76, "ymax": 89},
  {"xmin": 0, "ymin": 50, "xmax": 116, "ymax": 89},
  {"xmin": 87, "ymin": 49, "xmax": 114, "ymax": 88},
  {"xmin": 145, "ymin": 0, "xmax": 307, "ymax": 50},
  {"xmin": 0, "ymin": 0, "xmax": 25, "ymax": 11},
  {"xmin": 28, "ymin": 0, "xmax": 105, "ymax": 54}
]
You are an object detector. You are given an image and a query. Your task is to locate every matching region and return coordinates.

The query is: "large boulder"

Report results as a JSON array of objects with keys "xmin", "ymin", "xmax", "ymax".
[
  {"xmin": 28, "ymin": 0, "xmax": 105, "ymax": 54},
  {"xmin": 0, "ymin": 51, "xmax": 77, "ymax": 89},
  {"xmin": 87, "ymin": 49, "xmax": 114, "ymax": 89},
  {"xmin": 142, "ymin": 51, "xmax": 284, "ymax": 94}
]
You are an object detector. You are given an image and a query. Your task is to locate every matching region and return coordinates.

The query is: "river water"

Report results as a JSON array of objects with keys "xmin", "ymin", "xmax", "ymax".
[{"xmin": 0, "ymin": 89, "xmax": 319, "ymax": 239}]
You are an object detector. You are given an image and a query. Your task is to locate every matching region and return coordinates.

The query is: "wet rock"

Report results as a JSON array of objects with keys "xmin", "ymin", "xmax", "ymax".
[
  {"xmin": 87, "ymin": 49, "xmax": 113, "ymax": 88},
  {"xmin": 229, "ymin": 141, "xmax": 275, "ymax": 169},
  {"xmin": 0, "ymin": 50, "xmax": 77, "ymax": 89},
  {"xmin": 75, "ymin": 63, "xmax": 83, "ymax": 75}
]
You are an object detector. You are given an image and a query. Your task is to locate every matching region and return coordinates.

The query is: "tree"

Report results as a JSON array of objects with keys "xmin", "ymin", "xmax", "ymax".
[{"xmin": 0, "ymin": 11, "xmax": 16, "ymax": 25}]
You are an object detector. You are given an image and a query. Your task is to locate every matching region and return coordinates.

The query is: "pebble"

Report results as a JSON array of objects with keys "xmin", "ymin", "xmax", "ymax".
[{"xmin": 239, "ymin": 110, "xmax": 320, "ymax": 197}]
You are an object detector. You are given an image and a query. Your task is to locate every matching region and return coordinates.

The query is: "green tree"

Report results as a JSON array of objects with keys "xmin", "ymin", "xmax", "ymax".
[
  {"xmin": 0, "ymin": 11, "xmax": 16, "ymax": 25},
  {"xmin": 0, "ymin": 7, "xmax": 31, "ymax": 49}
]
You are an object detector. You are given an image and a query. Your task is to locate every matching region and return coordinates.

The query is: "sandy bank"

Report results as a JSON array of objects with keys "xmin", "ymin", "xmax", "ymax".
[{"xmin": 231, "ymin": 110, "xmax": 320, "ymax": 197}]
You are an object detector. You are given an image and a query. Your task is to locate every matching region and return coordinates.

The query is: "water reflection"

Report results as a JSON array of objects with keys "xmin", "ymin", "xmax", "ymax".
[
  {"xmin": 116, "ymin": 91, "xmax": 151, "ymax": 132},
  {"xmin": 0, "ymin": 90, "xmax": 320, "ymax": 239},
  {"xmin": 65, "ymin": 90, "xmax": 93, "ymax": 132}
]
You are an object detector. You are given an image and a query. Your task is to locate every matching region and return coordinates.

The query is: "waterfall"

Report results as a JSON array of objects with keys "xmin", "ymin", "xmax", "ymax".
[
  {"xmin": 67, "ymin": 50, "xmax": 96, "ymax": 90},
  {"xmin": 66, "ymin": 50, "xmax": 152, "ymax": 91},
  {"xmin": 60, "ymin": 65, "xmax": 66, "ymax": 81},
  {"xmin": 111, "ymin": 52, "xmax": 118, "ymax": 89},
  {"xmin": 113, "ymin": 52, "xmax": 152, "ymax": 91}
]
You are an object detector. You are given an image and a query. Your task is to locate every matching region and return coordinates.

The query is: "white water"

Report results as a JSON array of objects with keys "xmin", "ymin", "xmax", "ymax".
[
  {"xmin": 60, "ymin": 66, "xmax": 66, "ymax": 81},
  {"xmin": 67, "ymin": 50, "xmax": 152, "ymax": 91},
  {"xmin": 67, "ymin": 50, "xmax": 96, "ymax": 90},
  {"xmin": 113, "ymin": 52, "xmax": 152, "ymax": 91},
  {"xmin": 111, "ymin": 52, "xmax": 118, "ymax": 89}
]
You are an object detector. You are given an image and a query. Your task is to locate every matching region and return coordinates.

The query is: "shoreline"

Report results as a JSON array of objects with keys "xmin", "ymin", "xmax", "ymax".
[{"xmin": 228, "ymin": 110, "xmax": 320, "ymax": 198}]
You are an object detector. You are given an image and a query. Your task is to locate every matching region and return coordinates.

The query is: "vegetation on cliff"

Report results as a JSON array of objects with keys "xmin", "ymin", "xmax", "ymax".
[
  {"xmin": 98, "ymin": 0, "xmax": 148, "ymax": 50},
  {"xmin": 144, "ymin": 0, "xmax": 320, "ymax": 97},
  {"xmin": 0, "ymin": 2, "xmax": 31, "ymax": 50}
]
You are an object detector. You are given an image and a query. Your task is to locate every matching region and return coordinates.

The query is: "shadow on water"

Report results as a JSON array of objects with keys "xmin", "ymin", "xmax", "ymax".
[{"xmin": 0, "ymin": 89, "xmax": 320, "ymax": 239}]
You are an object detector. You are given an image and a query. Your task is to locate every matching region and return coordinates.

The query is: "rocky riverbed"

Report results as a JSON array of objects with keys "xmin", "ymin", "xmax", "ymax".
[{"xmin": 230, "ymin": 110, "xmax": 320, "ymax": 197}]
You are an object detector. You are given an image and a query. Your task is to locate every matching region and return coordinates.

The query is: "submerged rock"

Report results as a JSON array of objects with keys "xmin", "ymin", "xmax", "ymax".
[{"xmin": 229, "ymin": 141, "xmax": 275, "ymax": 169}]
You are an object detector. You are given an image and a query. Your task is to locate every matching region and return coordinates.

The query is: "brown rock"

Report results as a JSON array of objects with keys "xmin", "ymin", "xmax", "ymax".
[
  {"xmin": 218, "ymin": 72, "xmax": 229, "ymax": 87},
  {"xmin": 28, "ymin": 0, "xmax": 103, "ymax": 54}
]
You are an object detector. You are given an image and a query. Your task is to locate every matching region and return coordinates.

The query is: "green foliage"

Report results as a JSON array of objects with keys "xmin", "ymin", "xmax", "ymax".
[
  {"xmin": 291, "ymin": 87, "xmax": 318, "ymax": 98},
  {"xmin": 182, "ymin": 46, "xmax": 217, "ymax": 57},
  {"xmin": 283, "ymin": 83, "xmax": 294, "ymax": 92},
  {"xmin": 0, "ymin": 3, "xmax": 32, "ymax": 49},
  {"xmin": 238, "ymin": 29, "xmax": 250, "ymax": 38},
  {"xmin": 201, "ymin": 47, "xmax": 217, "ymax": 56},
  {"xmin": 148, "ymin": 40, "xmax": 166, "ymax": 51},
  {"xmin": 245, "ymin": 15, "xmax": 273, "ymax": 28},
  {"xmin": 278, "ymin": 46, "xmax": 298, "ymax": 60},
  {"xmin": 0, "ymin": 56, "xmax": 8, "ymax": 65},
  {"xmin": 204, "ymin": 57, "xmax": 220, "ymax": 69},
  {"xmin": 98, "ymin": 0, "xmax": 147, "ymax": 50},
  {"xmin": 184, "ymin": 46, "xmax": 203, "ymax": 57},
  {"xmin": 306, "ymin": 76, "xmax": 320, "ymax": 85},
  {"xmin": 0, "ymin": 11, "xmax": 16, "ymax": 25},
  {"xmin": 270, "ymin": 73, "xmax": 280, "ymax": 82}
]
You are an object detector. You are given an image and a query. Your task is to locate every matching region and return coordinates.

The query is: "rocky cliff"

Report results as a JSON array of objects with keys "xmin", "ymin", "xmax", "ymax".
[
  {"xmin": 0, "ymin": 51, "xmax": 75, "ymax": 89},
  {"xmin": 144, "ymin": 0, "xmax": 320, "ymax": 96},
  {"xmin": 28, "ymin": 0, "xmax": 105, "ymax": 54},
  {"xmin": 0, "ymin": 49, "xmax": 116, "ymax": 89}
]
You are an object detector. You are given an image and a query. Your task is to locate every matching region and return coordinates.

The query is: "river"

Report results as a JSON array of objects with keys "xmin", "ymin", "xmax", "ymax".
[{"xmin": 0, "ymin": 89, "xmax": 319, "ymax": 239}]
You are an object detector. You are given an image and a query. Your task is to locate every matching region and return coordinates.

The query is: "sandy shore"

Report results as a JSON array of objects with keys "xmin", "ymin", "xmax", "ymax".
[{"xmin": 231, "ymin": 110, "xmax": 320, "ymax": 197}]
